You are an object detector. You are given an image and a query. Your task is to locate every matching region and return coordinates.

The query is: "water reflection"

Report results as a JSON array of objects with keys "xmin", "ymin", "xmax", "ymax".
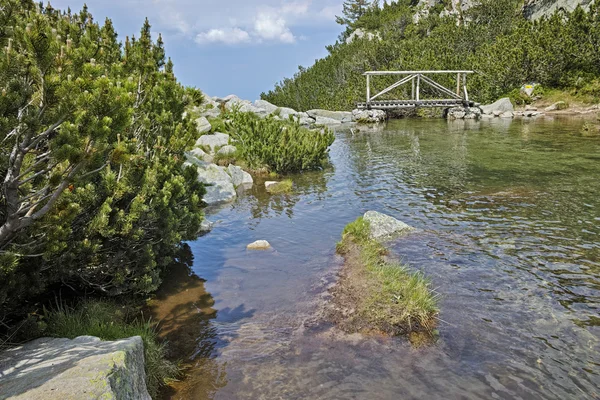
[{"xmin": 176, "ymin": 117, "xmax": 600, "ymax": 399}]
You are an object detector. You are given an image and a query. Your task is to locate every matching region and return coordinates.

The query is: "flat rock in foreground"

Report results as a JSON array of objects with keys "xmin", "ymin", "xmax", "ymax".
[
  {"xmin": 0, "ymin": 335, "xmax": 150, "ymax": 400},
  {"xmin": 363, "ymin": 210, "xmax": 414, "ymax": 239}
]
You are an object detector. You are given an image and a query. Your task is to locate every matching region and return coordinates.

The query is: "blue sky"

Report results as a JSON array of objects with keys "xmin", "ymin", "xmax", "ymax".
[{"xmin": 50, "ymin": 0, "xmax": 346, "ymax": 100}]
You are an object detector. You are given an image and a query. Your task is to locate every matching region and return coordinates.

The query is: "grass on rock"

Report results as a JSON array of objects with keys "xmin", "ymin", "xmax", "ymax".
[
  {"xmin": 335, "ymin": 217, "xmax": 439, "ymax": 336},
  {"xmin": 266, "ymin": 179, "xmax": 293, "ymax": 194},
  {"xmin": 42, "ymin": 300, "xmax": 179, "ymax": 398}
]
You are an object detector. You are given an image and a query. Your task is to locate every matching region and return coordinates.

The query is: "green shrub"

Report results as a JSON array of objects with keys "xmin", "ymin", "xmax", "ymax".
[
  {"xmin": 224, "ymin": 111, "xmax": 335, "ymax": 173},
  {"xmin": 41, "ymin": 300, "xmax": 179, "ymax": 398}
]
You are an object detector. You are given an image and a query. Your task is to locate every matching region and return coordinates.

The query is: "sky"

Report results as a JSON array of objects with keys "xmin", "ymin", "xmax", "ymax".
[{"xmin": 50, "ymin": 0, "xmax": 346, "ymax": 100}]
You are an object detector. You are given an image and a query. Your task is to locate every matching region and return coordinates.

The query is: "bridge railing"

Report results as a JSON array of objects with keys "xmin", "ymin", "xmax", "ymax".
[{"xmin": 362, "ymin": 70, "xmax": 475, "ymax": 109}]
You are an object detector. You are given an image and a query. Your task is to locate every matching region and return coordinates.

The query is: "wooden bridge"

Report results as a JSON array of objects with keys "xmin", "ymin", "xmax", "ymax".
[{"xmin": 357, "ymin": 70, "xmax": 479, "ymax": 110}]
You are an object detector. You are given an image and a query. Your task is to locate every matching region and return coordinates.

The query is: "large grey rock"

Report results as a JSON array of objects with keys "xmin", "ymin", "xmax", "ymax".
[
  {"xmin": 186, "ymin": 148, "xmax": 213, "ymax": 164},
  {"xmin": 315, "ymin": 116, "xmax": 343, "ymax": 125},
  {"xmin": 217, "ymin": 145, "xmax": 237, "ymax": 156},
  {"xmin": 227, "ymin": 164, "xmax": 253, "ymax": 188},
  {"xmin": 277, "ymin": 107, "xmax": 299, "ymax": 119},
  {"xmin": 253, "ymin": 99, "xmax": 279, "ymax": 114},
  {"xmin": 480, "ymin": 98, "xmax": 514, "ymax": 115},
  {"xmin": 363, "ymin": 211, "xmax": 415, "ymax": 239},
  {"xmin": 195, "ymin": 132, "xmax": 230, "ymax": 153},
  {"xmin": 307, "ymin": 109, "xmax": 353, "ymax": 122},
  {"xmin": 544, "ymin": 101, "xmax": 568, "ymax": 111},
  {"xmin": 447, "ymin": 107, "xmax": 482, "ymax": 120},
  {"xmin": 352, "ymin": 109, "xmax": 387, "ymax": 123},
  {"xmin": 196, "ymin": 116, "xmax": 212, "ymax": 134},
  {"xmin": 294, "ymin": 112, "xmax": 316, "ymax": 125},
  {"xmin": 0, "ymin": 336, "xmax": 150, "ymax": 400},
  {"xmin": 523, "ymin": 0, "xmax": 594, "ymax": 20},
  {"xmin": 196, "ymin": 163, "xmax": 236, "ymax": 205}
]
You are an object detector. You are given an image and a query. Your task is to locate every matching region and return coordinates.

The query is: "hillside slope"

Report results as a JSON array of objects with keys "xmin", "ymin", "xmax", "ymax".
[{"xmin": 261, "ymin": 0, "xmax": 599, "ymax": 111}]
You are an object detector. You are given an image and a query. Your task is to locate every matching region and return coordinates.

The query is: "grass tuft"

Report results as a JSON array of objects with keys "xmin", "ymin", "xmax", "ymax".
[
  {"xmin": 336, "ymin": 217, "xmax": 439, "ymax": 336},
  {"xmin": 41, "ymin": 300, "xmax": 179, "ymax": 398},
  {"xmin": 266, "ymin": 179, "xmax": 293, "ymax": 194}
]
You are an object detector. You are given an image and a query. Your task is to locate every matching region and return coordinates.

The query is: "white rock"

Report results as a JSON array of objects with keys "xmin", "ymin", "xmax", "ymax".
[
  {"xmin": 363, "ymin": 210, "xmax": 415, "ymax": 239},
  {"xmin": 0, "ymin": 336, "xmax": 150, "ymax": 400},
  {"xmin": 544, "ymin": 101, "xmax": 568, "ymax": 112},
  {"xmin": 481, "ymin": 98, "xmax": 514, "ymax": 115},
  {"xmin": 217, "ymin": 145, "xmax": 237, "ymax": 156},
  {"xmin": 227, "ymin": 165, "xmax": 253, "ymax": 188},
  {"xmin": 199, "ymin": 219, "xmax": 214, "ymax": 232},
  {"xmin": 196, "ymin": 116, "xmax": 212, "ymax": 134},
  {"xmin": 247, "ymin": 240, "xmax": 271, "ymax": 250},
  {"xmin": 307, "ymin": 109, "xmax": 353, "ymax": 122},
  {"xmin": 187, "ymin": 148, "xmax": 213, "ymax": 164},
  {"xmin": 315, "ymin": 116, "xmax": 343, "ymax": 125},
  {"xmin": 196, "ymin": 163, "xmax": 236, "ymax": 205},
  {"xmin": 253, "ymin": 99, "xmax": 279, "ymax": 114},
  {"xmin": 195, "ymin": 132, "xmax": 230, "ymax": 153},
  {"xmin": 352, "ymin": 109, "xmax": 387, "ymax": 123}
]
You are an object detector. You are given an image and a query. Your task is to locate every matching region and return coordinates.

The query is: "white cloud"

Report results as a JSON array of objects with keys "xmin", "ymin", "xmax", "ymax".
[
  {"xmin": 195, "ymin": 28, "xmax": 251, "ymax": 45},
  {"xmin": 56, "ymin": 0, "xmax": 343, "ymax": 46},
  {"xmin": 253, "ymin": 13, "xmax": 296, "ymax": 43}
]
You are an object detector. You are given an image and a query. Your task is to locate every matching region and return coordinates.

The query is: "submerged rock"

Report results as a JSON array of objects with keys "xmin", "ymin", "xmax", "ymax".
[
  {"xmin": 363, "ymin": 210, "xmax": 414, "ymax": 239},
  {"xmin": 199, "ymin": 219, "xmax": 214, "ymax": 233},
  {"xmin": 0, "ymin": 336, "xmax": 150, "ymax": 400},
  {"xmin": 480, "ymin": 98, "xmax": 514, "ymax": 115},
  {"xmin": 247, "ymin": 240, "xmax": 271, "ymax": 250}
]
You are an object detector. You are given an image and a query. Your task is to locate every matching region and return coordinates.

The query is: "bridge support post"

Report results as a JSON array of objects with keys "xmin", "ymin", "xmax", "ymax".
[
  {"xmin": 416, "ymin": 74, "xmax": 420, "ymax": 102},
  {"xmin": 411, "ymin": 77, "xmax": 415, "ymax": 100},
  {"xmin": 456, "ymin": 73, "xmax": 460, "ymax": 96},
  {"xmin": 366, "ymin": 74, "xmax": 370, "ymax": 108}
]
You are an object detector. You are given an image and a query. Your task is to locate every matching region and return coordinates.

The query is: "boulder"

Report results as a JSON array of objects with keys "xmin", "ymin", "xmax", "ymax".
[
  {"xmin": 544, "ymin": 101, "xmax": 568, "ymax": 112},
  {"xmin": 187, "ymin": 148, "xmax": 213, "ymax": 164},
  {"xmin": 352, "ymin": 109, "xmax": 387, "ymax": 123},
  {"xmin": 253, "ymin": 99, "xmax": 279, "ymax": 114},
  {"xmin": 195, "ymin": 163, "xmax": 236, "ymax": 205},
  {"xmin": 247, "ymin": 240, "xmax": 271, "ymax": 250},
  {"xmin": 307, "ymin": 109, "xmax": 353, "ymax": 122},
  {"xmin": 196, "ymin": 116, "xmax": 212, "ymax": 134},
  {"xmin": 217, "ymin": 145, "xmax": 237, "ymax": 156},
  {"xmin": 480, "ymin": 98, "xmax": 514, "ymax": 115},
  {"xmin": 227, "ymin": 165, "xmax": 253, "ymax": 188},
  {"xmin": 294, "ymin": 112, "xmax": 316, "ymax": 125},
  {"xmin": 363, "ymin": 210, "xmax": 414, "ymax": 239},
  {"xmin": 0, "ymin": 336, "xmax": 150, "ymax": 400},
  {"xmin": 315, "ymin": 116, "xmax": 342, "ymax": 125},
  {"xmin": 500, "ymin": 111, "xmax": 514, "ymax": 118},
  {"xmin": 446, "ymin": 107, "xmax": 481, "ymax": 120},
  {"xmin": 195, "ymin": 132, "xmax": 230, "ymax": 153},
  {"xmin": 277, "ymin": 107, "xmax": 299, "ymax": 119},
  {"xmin": 199, "ymin": 219, "xmax": 214, "ymax": 233}
]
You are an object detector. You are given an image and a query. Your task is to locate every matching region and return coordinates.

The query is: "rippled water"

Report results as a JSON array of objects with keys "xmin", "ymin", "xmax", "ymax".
[{"xmin": 155, "ymin": 117, "xmax": 600, "ymax": 399}]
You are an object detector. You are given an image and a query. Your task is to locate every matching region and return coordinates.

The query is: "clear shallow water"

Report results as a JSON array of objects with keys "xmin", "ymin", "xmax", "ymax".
[{"xmin": 157, "ymin": 117, "xmax": 600, "ymax": 399}]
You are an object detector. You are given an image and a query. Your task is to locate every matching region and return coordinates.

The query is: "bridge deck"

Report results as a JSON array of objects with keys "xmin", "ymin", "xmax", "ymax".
[{"xmin": 357, "ymin": 99, "xmax": 477, "ymax": 110}]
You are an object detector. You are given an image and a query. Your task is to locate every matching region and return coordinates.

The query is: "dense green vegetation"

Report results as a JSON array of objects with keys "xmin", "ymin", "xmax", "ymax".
[
  {"xmin": 220, "ymin": 110, "xmax": 335, "ymax": 173},
  {"xmin": 336, "ymin": 217, "xmax": 438, "ymax": 336},
  {"xmin": 262, "ymin": 0, "xmax": 600, "ymax": 111},
  {"xmin": 0, "ymin": 1, "xmax": 205, "ymax": 321}
]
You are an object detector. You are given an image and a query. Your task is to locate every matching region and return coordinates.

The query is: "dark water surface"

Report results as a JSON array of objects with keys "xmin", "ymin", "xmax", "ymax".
[{"xmin": 158, "ymin": 117, "xmax": 600, "ymax": 399}]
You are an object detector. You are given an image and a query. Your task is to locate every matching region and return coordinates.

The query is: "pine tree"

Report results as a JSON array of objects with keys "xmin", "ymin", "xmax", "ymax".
[{"xmin": 336, "ymin": 0, "xmax": 373, "ymax": 26}]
